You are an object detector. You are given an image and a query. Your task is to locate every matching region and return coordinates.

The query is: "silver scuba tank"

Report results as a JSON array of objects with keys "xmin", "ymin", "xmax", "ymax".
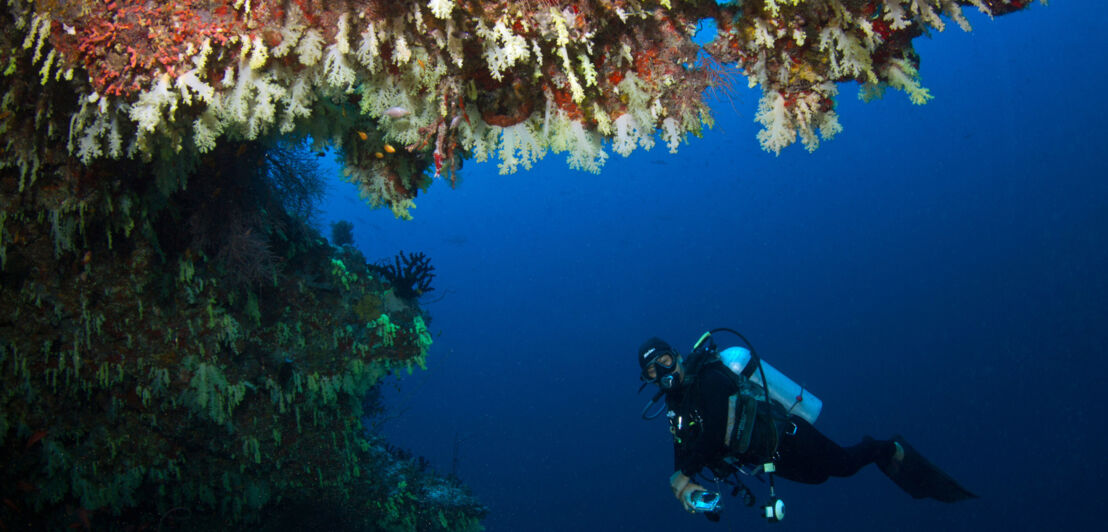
[{"xmin": 719, "ymin": 346, "xmax": 823, "ymax": 424}]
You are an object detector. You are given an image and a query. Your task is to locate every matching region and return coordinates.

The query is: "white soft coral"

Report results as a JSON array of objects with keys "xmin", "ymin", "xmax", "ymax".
[
  {"xmin": 883, "ymin": 58, "xmax": 932, "ymax": 104},
  {"xmin": 755, "ymin": 92, "xmax": 795, "ymax": 155},
  {"xmin": 660, "ymin": 117, "xmax": 682, "ymax": 154},
  {"xmin": 819, "ymin": 26, "xmax": 875, "ymax": 82},
  {"xmin": 478, "ymin": 18, "xmax": 530, "ymax": 81},
  {"xmin": 176, "ymin": 69, "xmax": 215, "ymax": 105},
  {"xmin": 321, "ymin": 44, "xmax": 357, "ymax": 90},
  {"xmin": 497, "ymin": 118, "xmax": 545, "ymax": 174},
  {"xmin": 427, "ymin": 0, "xmax": 455, "ymax": 20},
  {"xmin": 218, "ymin": 60, "xmax": 288, "ymax": 139},
  {"xmin": 755, "ymin": 83, "xmax": 843, "ymax": 155},
  {"xmin": 612, "ymin": 114, "xmax": 649, "ymax": 157},
  {"xmin": 544, "ymin": 104, "xmax": 608, "ymax": 173},
  {"xmin": 296, "ymin": 29, "xmax": 326, "ymax": 66},
  {"xmin": 611, "ymin": 74, "xmax": 657, "ymax": 156},
  {"xmin": 130, "ymin": 75, "xmax": 178, "ymax": 136}
]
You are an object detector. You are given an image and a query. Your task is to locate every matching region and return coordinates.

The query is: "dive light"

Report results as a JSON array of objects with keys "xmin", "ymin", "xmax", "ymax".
[{"xmin": 764, "ymin": 497, "xmax": 785, "ymax": 522}]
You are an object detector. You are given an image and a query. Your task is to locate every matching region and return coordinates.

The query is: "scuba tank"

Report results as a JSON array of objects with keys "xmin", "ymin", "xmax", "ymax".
[{"xmin": 719, "ymin": 346, "xmax": 823, "ymax": 425}]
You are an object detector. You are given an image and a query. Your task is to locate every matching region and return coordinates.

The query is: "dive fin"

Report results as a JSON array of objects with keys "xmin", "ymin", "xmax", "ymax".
[{"xmin": 878, "ymin": 435, "xmax": 978, "ymax": 503}]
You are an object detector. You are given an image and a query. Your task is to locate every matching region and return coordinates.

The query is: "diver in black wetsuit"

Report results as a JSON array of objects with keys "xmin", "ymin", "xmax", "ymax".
[{"xmin": 637, "ymin": 334, "xmax": 976, "ymax": 521}]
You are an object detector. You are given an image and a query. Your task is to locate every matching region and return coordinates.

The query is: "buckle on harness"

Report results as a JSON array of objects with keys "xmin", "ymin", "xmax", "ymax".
[{"xmin": 784, "ymin": 421, "xmax": 798, "ymax": 436}]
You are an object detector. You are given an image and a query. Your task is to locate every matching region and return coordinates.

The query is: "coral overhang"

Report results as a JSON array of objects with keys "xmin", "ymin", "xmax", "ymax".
[{"xmin": 2, "ymin": 0, "xmax": 1036, "ymax": 218}]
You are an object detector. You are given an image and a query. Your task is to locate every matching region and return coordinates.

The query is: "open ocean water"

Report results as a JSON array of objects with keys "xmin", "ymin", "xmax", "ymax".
[{"xmin": 318, "ymin": 3, "xmax": 1104, "ymax": 531}]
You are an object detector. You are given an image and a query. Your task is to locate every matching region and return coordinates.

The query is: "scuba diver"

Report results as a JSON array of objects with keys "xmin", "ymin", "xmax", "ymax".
[{"xmin": 638, "ymin": 329, "xmax": 977, "ymax": 522}]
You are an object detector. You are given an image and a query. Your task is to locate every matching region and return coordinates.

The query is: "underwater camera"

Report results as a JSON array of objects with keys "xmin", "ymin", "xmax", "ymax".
[{"xmin": 689, "ymin": 490, "xmax": 722, "ymax": 513}]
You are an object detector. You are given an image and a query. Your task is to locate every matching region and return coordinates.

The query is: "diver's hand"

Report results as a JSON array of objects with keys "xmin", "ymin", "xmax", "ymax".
[{"xmin": 669, "ymin": 471, "xmax": 707, "ymax": 513}]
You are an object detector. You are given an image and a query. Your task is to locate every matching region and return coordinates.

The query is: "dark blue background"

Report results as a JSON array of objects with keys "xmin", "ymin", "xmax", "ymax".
[{"xmin": 320, "ymin": 4, "xmax": 1106, "ymax": 530}]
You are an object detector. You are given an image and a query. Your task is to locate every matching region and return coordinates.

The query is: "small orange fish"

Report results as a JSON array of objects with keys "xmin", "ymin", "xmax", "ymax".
[
  {"xmin": 383, "ymin": 144, "xmax": 396, "ymax": 154},
  {"xmin": 357, "ymin": 131, "xmax": 368, "ymax": 141},
  {"xmin": 374, "ymin": 152, "xmax": 384, "ymax": 159},
  {"xmin": 25, "ymin": 429, "xmax": 47, "ymax": 449}
]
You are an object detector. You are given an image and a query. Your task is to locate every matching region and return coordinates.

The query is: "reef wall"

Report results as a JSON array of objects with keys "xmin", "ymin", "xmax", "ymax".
[{"xmin": 0, "ymin": 134, "xmax": 484, "ymax": 528}]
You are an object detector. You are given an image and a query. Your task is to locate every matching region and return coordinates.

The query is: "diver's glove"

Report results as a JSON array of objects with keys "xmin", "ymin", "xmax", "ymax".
[{"xmin": 669, "ymin": 471, "xmax": 708, "ymax": 513}]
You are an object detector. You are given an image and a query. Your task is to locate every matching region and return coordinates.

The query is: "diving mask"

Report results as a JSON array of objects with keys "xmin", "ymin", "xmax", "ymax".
[{"xmin": 640, "ymin": 351, "xmax": 678, "ymax": 388}]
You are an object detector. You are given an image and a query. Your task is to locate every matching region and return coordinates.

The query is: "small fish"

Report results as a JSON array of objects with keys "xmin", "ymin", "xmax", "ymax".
[
  {"xmin": 384, "ymin": 106, "xmax": 410, "ymax": 119},
  {"xmin": 357, "ymin": 131, "xmax": 368, "ymax": 141},
  {"xmin": 383, "ymin": 144, "xmax": 396, "ymax": 154},
  {"xmin": 374, "ymin": 152, "xmax": 384, "ymax": 159},
  {"xmin": 25, "ymin": 429, "xmax": 47, "ymax": 449}
]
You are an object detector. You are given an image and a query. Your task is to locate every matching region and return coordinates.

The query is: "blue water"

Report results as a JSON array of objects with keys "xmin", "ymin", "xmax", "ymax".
[{"xmin": 321, "ymin": 4, "xmax": 1105, "ymax": 531}]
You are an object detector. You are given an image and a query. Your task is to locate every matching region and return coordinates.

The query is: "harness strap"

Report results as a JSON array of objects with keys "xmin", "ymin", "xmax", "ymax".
[
  {"xmin": 724, "ymin": 394, "xmax": 738, "ymax": 448},
  {"xmin": 736, "ymin": 394, "xmax": 759, "ymax": 454},
  {"xmin": 739, "ymin": 358, "xmax": 758, "ymax": 379}
]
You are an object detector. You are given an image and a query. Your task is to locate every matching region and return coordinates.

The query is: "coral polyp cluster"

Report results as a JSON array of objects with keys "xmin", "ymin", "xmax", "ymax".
[{"xmin": 2, "ymin": 0, "xmax": 1035, "ymax": 219}]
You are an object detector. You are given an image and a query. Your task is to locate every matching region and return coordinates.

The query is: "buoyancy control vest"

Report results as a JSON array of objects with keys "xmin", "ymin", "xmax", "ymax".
[
  {"xmin": 682, "ymin": 329, "xmax": 814, "ymax": 522},
  {"xmin": 679, "ymin": 332, "xmax": 824, "ymax": 465}
]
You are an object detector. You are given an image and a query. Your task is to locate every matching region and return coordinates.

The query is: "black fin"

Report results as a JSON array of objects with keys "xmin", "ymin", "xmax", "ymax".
[{"xmin": 878, "ymin": 435, "xmax": 978, "ymax": 503}]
